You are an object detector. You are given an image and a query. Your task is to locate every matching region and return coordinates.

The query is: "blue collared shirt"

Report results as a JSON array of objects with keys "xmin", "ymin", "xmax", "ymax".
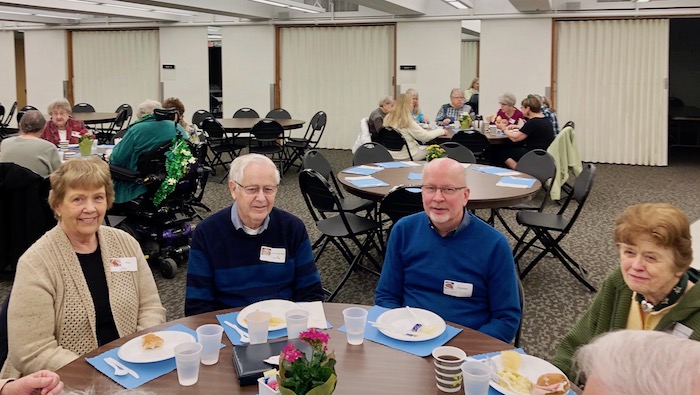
[
  {"xmin": 428, "ymin": 207, "xmax": 471, "ymax": 237},
  {"xmin": 230, "ymin": 202, "xmax": 270, "ymax": 234}
]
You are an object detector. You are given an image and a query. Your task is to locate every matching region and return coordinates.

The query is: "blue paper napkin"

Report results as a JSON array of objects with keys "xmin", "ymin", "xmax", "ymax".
[
  {"xmin": 497, "ymin": 176, "xmax": 536, "ymax": 189},
  {"xmin": 341, "ymin": 166, "xmax": 383, "ymax": 176},
  {"xmin": 216, "ymin": 311, "xmax": 288, "ymax": 346},
  {"xmin": 472, "ymin": 166, "xmax": 520, "ymax": 176},
  {"xmin": 407, "ymin": 172, "xmax": 422, "ymax": 180},
  {"xmin": 375, "ymin": 161, "xmax": 410, "ymax": 169},
  {"xmin": 337, "ymin": 306, "xmax": 461, "ymax": 357},
  {"xmin": 344, "ymin": 176, "xmax": 390, "ymax": 188},
  {"xmin": 85, "ymin": 324, "xmax": 197, "ymax": 390},
  {"xmin": 470, "ymin": 348, "xmax": 575, "ymax": 395}
]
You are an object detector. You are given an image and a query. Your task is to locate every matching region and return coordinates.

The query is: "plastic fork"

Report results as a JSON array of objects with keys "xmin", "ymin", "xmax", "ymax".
[{"xmin": 224, "ymin": 320, "xmax": 250, "ymax": 343}]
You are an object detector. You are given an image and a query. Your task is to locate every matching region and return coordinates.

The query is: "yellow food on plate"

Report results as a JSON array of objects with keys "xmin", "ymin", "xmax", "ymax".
[
  {"xmin": 501, "ymin": 350, "xmax": 522, "ymax": 371},
  {"xmin": 497, "ymin": 369, "xmax": 533, "ymax": 394},
  {"xmin": 243, "ymin": 316, "xmax": 286, "ymax": 328},
  {"xmin": 141, "ymin": 333, "xmax": 164, "ymax": 350}
]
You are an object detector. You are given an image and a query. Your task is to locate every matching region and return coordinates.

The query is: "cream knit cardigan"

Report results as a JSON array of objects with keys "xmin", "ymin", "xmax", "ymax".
[{"xmin": 1, "ymin": 225, "xmax": 166, "ymax": 378}]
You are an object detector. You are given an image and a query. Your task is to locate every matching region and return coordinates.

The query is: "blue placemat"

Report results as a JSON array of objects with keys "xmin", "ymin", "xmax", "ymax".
[
  {"xmin": 376, "ymin": 161, "xmax": 410, "ymax": 169},
  {"xmin": 216, "ymin": 311, "xmax": 288, "ymax": 346},
  {"xmin": 497, "ymin": 176, "xmax": 536, "ymax": 189},
  {"xmin": 471, "ymin": 166, "xmax": 520, "ymax": 176},
  {"xmin": 85, "ymin": 324, "xmax": 197, "ymax": 390},
  {"xmin": 337, "ymin": 306, "xmax": 461, "ymax": 357},
  {"xmin": 341, "ymin": 166, "xmax": 383, "ymax": 175},
  {"xmin": 407, "ymin": 172, "xmax": 422, "ymax": 180},
  {"xmin": 344, "ymin": 176, "xmax": 390, "ymax": 188},
  {"xmin": 471, "ymin": 348, "xmax": 575, "ymax": 395}
]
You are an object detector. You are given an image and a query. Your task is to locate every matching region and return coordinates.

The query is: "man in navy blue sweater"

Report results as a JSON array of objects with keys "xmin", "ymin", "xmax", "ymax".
[
  {"xmin": 185, "ymin": 154, "xmax": 324, "ymax": 316},
  {"xmin": 375, "ymin": 158, "xmax": 521, "ymax": 342}
]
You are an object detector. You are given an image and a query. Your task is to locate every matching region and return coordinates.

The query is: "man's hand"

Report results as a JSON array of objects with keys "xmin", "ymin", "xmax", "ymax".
[
  {"xmin": 441, "ymin": 118, "xmax": 452, "ymax": 126},
  {"xmin": 1, "ymin": 370, "xmax": 64, "ymax": 395}
]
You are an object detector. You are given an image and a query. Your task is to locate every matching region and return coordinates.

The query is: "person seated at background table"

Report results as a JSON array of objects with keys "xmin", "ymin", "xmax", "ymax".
[
  {"xmin": 41, "ymin": 98, "xmax": 89, "ymax": 147},
  {"xmin": 0, "ymin": 370, "xmax": 63, "ymax": 395},
  {"xmin": 0, "ymin": 110, "xmax": 60, "ymax": 177},
  {"xmin": 405, "ymin": 88, "xmax": 429, "ymax": 124},
  {"xmin": 497, "ymin": 95, "xmax": 554, "ymax": 169},
  {"xmin": 534, "ymin": 94, "xmax": 560, "ymax": 136},
  {"xmin": 383, "ymin": 94, "xmax": 447, "ymax": 161},
  {"xmin": 109, "ymin": 99, "xmax": 185, "ymax": 203},
  {"xmin": 1, "ymin": 157, "xmax": 165, "ymax": 377},
  {"xmin": 184, "ymin": 154, "xmax": 324, "ymax": 316},
  {"xmin": 552, "ymin": 203, "xmax": 700, "ymax": 382},
  {"xmin": 368, "ymin": 95, "xmax": 395, "ymax": 141},
  {"xmin": 162, "ymin": 97, "xmax": 195, "ymax": 136},
  {"xmin": 492, "ymin": 92, "xmax": 524, "ymax": 130},
  {"xmin": 435, "ymin": 88, "xmax": 474, "ymax": 127},
  {"xmin": 465, "ymin": 77, "xmax": 479, "ymax": 101},
  {"xmin": 375, "ymin": 158, "xmax": 521, "ymax": 343},
  {"xmin": 575, "ymin": 330, "xmax": 700, "ymax": 394}
]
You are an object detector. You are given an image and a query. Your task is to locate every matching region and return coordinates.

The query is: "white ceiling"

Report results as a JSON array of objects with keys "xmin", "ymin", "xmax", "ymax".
[{"xmin": 0, "ymin": 0, "xmax": 699, "ymax": 30}]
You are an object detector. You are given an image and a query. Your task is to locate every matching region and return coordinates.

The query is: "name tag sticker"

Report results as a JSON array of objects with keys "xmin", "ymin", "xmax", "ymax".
[
  {"xmin": 443, "ymin": 280, "xmax": 473, "ymax": 298},
  {"xmin": 672, "ymin": 323, "xmax": 693, "ymax": 339},
  {"xmin": 71, "ymin": 131, "xmax": 81, "ymax": 138},
  {"xmin": 260, "ymin": 246, "xmax": 286, "ymax": 263},
  {"xmin": 109, "ymin": 257, "xmax": 137, "ymax": 272}
]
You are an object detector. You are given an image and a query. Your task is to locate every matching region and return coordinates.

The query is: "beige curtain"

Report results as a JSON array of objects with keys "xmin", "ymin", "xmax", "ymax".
[
  {"xmin": 461, "ymin": 41, "xmax": 479, "ymax": 92},
  {"xmin": 279, "ymin": 25, "xmax": 394, "ymax": 149},
  {"xmin": 72, "ymin": 30, "xmax": 159, "ymax": 113},
  {"xmin": 556, "ymin": 19, "xmax": 669, "ymax": 166}
]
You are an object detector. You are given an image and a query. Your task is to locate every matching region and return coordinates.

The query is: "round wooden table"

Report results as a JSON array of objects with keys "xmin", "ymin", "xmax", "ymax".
[
  {"xmin": 56, "ymin": 303, "xmax": 572, "ymax": 394},
  {"xmin": 72, "ymin": 112, "xmax": 118, "ymax": 125},
  {"xmin": 337, "ymin": 163, "xmax": 541, "ymax": 210},
  {"xmin": 216, "ymin": 118, "xmax": 305, "ymax": 132}
]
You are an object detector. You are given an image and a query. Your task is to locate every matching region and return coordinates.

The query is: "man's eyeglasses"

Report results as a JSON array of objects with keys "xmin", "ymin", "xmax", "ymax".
[
  {"xmin": 421, "ymin": 185, "xmax": 467, "ymax": 196},
  {"xmin": 451, "ymin": 96, "xmax": 465, "ymax": 100},
  {"xmin": 235, "ymin": 181, "xmax": 278, "ymax": 196}
]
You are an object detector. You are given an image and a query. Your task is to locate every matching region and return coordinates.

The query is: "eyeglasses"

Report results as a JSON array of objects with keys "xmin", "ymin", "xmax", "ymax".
[
  {"xmin": 451, "ymin": 96, "xmax": 465, "ymax": 100},
  {"xmin": 421, "ymin": 185, "xmax": 467, "ymax": 196},
  {"xmin": 235, "ymin": 181, "xmax": 278, "ymax": 196}
]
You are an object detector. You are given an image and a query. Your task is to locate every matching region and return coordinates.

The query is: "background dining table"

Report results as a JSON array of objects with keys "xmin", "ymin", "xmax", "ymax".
[
  {"xmin": 72, "ymin": 112, "xmax": 118, "ymax": 125},
  {"xmin": 216, "ymin": 118, "xmax": 305, "ymax": 132},
  {"xmin": 337, "ymin": 162, "xmax": 541, "ymax": 210},
  {"xmin": 55, "ymin": 303, "xmax": 580, "ymax": 394}
]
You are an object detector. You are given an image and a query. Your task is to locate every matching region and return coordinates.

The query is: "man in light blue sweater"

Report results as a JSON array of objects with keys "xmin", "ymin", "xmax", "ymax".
[{"xmin": 375, "ymin": 158, "xmax": 521, "ymax": 342}]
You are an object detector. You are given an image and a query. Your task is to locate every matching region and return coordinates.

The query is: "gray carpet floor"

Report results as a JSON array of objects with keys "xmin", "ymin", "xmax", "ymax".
[{"xmin": 1, "ymin": 146, "xmax": 698, "ymax": 364}]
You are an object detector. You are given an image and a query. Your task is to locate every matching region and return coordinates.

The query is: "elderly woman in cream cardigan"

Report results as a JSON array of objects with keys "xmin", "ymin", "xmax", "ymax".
[{"xmin": 1, "ymin": 157, "xmax": 165, "ymax": 378}]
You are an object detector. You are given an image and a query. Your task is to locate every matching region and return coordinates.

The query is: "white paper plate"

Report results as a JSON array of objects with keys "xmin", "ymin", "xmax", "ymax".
[
  {"xmin": 117, "ymin": 331, "xmax": 195, "ymax": 363},
  {"xmin": 489, "ymin": 354, "xmax": 568, "ymax": 395},
  {"xmin": 237, "ymin": 299, "xmax": 300, "ymax": 330},
  {"xmin": 375, "ymin": 307, "xmax": 446, "ymax": 342}
]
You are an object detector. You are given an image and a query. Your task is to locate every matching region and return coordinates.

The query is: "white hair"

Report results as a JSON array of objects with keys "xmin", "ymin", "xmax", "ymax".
[
  {"xmin": 574, "ymin": 330, "xmax": 700, "ymax": 394},
  {"xmin": 135, "ymin": 99, "xmax": 162, "ymax": 119},
  {"xmin": 228, "ymin": 153, "xmax": 281, "ymax": 184}
]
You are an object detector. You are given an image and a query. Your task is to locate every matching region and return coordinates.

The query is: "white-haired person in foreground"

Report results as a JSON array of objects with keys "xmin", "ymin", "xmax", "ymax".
[
  {"xmin": 574, "ymin": 330, "xmax": 700, "ymax": 394},
  {"xmin": 1, "ymin": 370, "xmax": 63, "ymax": 395}
]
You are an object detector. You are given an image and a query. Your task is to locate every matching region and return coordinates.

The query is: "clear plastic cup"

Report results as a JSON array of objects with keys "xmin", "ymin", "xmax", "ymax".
[
  {"xmin": 461, "ymin": 361, "xmax": 491, "ymax": 395},
  {"xmin": 174, "ymin": 342, "xmax": 203, "ymax": 386},
  {"xmin": 196, "ymin": 324, "xmax": 224, "ymax": 365},
  {"xmin": 285, "ymin": 309, "xmax": 309, "ymax": 340},
  {"xmin": 342, "ymin": 307, "xmax": 368, "ymax": 345},
  {"xmin": 246, "ymin": 311, "xmax": 271, "ymax": 345}
]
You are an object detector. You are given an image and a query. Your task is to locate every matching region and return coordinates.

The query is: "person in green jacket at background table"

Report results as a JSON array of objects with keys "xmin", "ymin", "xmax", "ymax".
[{"xmin": 553, "ymin": 203, "xmax": 700, "ymax": 383}]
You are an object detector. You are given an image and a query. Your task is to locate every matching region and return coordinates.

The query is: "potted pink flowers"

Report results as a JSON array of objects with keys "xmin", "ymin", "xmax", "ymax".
[{"xmin": 278, "ymin": 328, "xmax": 337, "ymax": 395}]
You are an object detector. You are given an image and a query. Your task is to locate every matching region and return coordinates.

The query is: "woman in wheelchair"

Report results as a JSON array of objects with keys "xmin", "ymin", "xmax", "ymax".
[{"xmin": 2, "ymin": 157, "xmax": 165, "ymax": 377}]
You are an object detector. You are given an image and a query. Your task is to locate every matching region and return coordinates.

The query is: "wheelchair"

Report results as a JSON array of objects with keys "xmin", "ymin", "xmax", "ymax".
[{"xmin": 107, "ymin": 109, "xmax": 208, "ymax": 278}]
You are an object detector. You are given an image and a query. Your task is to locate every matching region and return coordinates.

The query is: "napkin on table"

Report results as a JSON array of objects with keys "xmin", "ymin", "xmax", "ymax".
[
  {"xmin": 337, "ymin": 305, "xmax": 462, "ymax": 357},
  {"xmin": 85, "ymin": 324, "xmax": 197, "ymax": 390}
]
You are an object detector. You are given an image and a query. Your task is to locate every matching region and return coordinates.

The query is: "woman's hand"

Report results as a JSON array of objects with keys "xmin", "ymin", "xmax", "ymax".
[
  {"xmin": 441, "ymin": 118, "xmax": 452, "ymax": 126},
  {"xmin": 1, "ymin": 371, "xmax": 64, "ymax": 395}
]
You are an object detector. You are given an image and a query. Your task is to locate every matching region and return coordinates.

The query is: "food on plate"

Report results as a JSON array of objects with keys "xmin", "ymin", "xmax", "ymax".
[
  {"xmin": 530, "ymin": 373, "xmax": 570, "ymax": 395},
  {"xmin": 497, "ymin": 351, "xmax": 533, "ymax": 394},
  {"xmin": 141, "ymin": 333, "xmax": 164, "ymax": 350},
  {"xmin": 244, "ymin": 315, "xmax": 285, "ymax": 328}
]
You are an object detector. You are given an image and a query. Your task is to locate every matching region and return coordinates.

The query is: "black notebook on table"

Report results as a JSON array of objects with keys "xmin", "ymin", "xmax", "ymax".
[{"xmin": 232, "ymin": 338, "xmax": 312, "ymax": 386}]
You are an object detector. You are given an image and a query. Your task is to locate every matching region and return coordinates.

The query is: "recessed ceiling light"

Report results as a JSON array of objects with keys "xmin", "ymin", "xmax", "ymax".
[
  {"xmin": 153, "ymin": 10, "xmax": 194, "ymax": 17},
  {"xmin": 448, "ymin": 1, "xmax": 468, "ymax": 10},
  {"xmin": 101, "ymin": 3, "xmax": 151, "ymax": 11},
  {"xmin": 251, "ymin": 0, "xmax": 288, "ymax": 7},
  {"xmin": 288, "ymin": 6, "xmax": 319, "ymax": 13},
  {"xmin": 35, "ymin": 13, "xmax": 83, "ymax": 20},
  {"xmin": 64, "ymin": 0, "xmax": 99, "ymax": 4},
  {"xmin": 0, "ymin": 10, "xmax": 32, "ymax": 15}
]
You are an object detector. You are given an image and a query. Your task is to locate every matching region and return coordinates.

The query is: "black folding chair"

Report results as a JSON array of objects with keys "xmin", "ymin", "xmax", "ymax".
[
  {"xmin": 378, "ymin": 126, "xmax": 412, "ymax": 160},
  {"xmin": 513, "ymin": 163, "xmax": 598, "ymax": 291},
  {"xmin": 491, "ymin": 149, "xmax": 556, "ymax": 238},
  {"xmin": 285, "ymin": 111, "xmax": 326, "ymax": 173},
  {"xmin": 200, "ymin": 118, "xmax": 244, "ymax": 179},
  {"xmin": 451, "ymin": 130, "xmax": 490, "ymax": 164},
  {"xmin": 352, "ymin": 142, "xmax": 393, "ymax": 166},
  {"xmin": 232, "ymin": 107, "xmax": 259, "ymax": 118},
  {"xmin": 439, "ymin": 142, "xmax": 476, "ymax": 163},
  {"xmin": 249, "ymin": 119, "xmax": 286, "ymax": 175},
  {"xmin": 299, "ymin": 169, "xmax": 383, "ymax": 301},
  {"xmin": 379, "ymin": 186, "xmax": 423, "ymax": 240},
  {"xmin": 192, "ymin": 110, "xmax": 213, "ymax": 127},
  {"xmin": 96, "ymin": 108, "xmax": 128, "ymax": 145},
  {"xmin": 72, "ymin": 103, "xmax": 95, "ymax": 113},
  {"xmin": 266, "ymin": 108, "xmax": 292, "ymax": 119}
]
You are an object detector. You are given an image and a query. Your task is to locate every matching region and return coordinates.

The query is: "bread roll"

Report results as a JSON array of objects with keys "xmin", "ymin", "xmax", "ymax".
[
  {"xmin": 142, "ymin": 333, "xmax": 165, "ymax": 350},
  {"xmin": 531, "ymin": 373, "xmax": 570, "ymax": 395}
]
